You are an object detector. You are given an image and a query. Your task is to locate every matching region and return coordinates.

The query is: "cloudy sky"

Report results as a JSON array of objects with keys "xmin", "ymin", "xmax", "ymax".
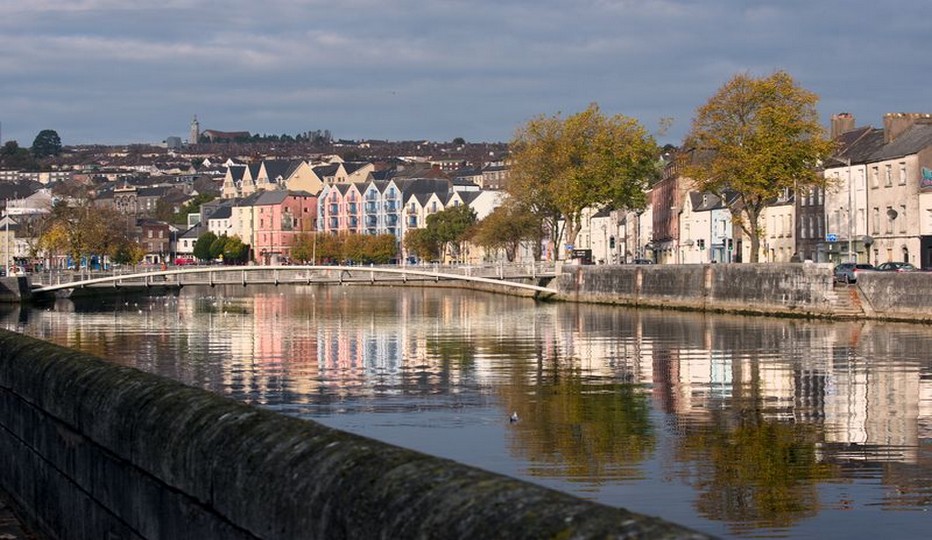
[{"xmin": 1, "ymin": 0, "xmax": 928, "ymax": 147}]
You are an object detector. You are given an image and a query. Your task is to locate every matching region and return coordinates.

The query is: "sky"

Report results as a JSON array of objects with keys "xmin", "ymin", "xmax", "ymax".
[{"xmin": 1, "ymin": 0, "xmax": 929, "ymax": 148}]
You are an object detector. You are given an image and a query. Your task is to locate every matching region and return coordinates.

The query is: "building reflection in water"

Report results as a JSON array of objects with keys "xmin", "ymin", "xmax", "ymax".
[{"xmin": 3, "ymin": 286, "xmax": 930, "ymax": 536}]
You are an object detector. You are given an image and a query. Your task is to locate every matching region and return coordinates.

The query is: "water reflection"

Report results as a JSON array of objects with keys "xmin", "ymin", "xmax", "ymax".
[{"xmin": 2, "ymin": 286, "xmax": 930, "ymax": 538}]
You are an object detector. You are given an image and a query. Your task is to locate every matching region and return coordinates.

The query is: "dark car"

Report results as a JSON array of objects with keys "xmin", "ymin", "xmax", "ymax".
[
  {"xmin": 875, "ymin": 261, "xmax": 917, "ymax": 272},
  {"xmin": 833, "ymin": 262, "xmax": 875, "ymax": 283},
  {"xmin": 631, "ymin": 258, "xmax": 654, "ymax": 265}
]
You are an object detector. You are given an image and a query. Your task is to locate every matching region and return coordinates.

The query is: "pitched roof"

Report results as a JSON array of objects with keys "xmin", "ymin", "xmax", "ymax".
[{"xmin": 870, "ymin": 123, "xmax": 932, "ymax": 161}]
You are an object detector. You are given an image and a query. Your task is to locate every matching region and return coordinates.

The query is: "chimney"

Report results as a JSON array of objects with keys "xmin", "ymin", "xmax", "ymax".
[
  {"xmin": 883, "ymin": 112, "xmax": 932, "ymax": 143},
  {"xmin": 831, "ymin": 112, "xmax": 856, "ymax": 139}
]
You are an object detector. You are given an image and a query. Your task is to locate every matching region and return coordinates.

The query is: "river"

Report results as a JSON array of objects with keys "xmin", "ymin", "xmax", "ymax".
[{"xmin": 2, "ymin": 285, "xmax": 929, "ymax": 539}]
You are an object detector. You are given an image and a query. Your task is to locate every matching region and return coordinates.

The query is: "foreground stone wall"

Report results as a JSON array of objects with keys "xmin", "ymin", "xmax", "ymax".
[
  {"xmin": 555, "ymin": 263, "xmax": 838, "ymax": 317},
  {"xmin": 0, "ymin": 330, "xmax": 710, "ymax": 540}
]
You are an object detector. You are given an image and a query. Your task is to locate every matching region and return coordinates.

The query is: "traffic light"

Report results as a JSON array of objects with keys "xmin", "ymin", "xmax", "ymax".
[
  {"xmin": 609, "ymin": 236, "xmax": 615, "ymax": 249},
  {"xmin": 697, "ymin": 239, "xmax": 705, "ymax": 250}
]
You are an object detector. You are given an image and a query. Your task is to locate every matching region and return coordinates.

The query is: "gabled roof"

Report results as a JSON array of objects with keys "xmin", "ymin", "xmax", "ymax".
[
  {"xmin": 261, "ymin": 159, "xmax": 294, "ymax": 181},
  {"xmin": 313, "ymin": 163, "xmax": 340, "ymax": 177},
  {"xmin": 836, "ymin": 127, "xmax": 886, "ymax": 165}
]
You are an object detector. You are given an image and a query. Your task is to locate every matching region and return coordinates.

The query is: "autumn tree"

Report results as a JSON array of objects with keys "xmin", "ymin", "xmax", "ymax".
[
  {"xmin": 290, "ymin": 233, "xmax": 315, "ymax": 263},
  {"xmin": 508, "ymin": 103, "xmax": 658, "ymax": 259},
  {"xmin": 403, "ymin": 228, "xmax": 440, "ymax": 262},
  {"xmin": 472, "ymin": 201, "xmax": 541, "ymax": 261},
  {"xmin": 682, "ymin": 71, "xmax": 834, "ymax": 262}
]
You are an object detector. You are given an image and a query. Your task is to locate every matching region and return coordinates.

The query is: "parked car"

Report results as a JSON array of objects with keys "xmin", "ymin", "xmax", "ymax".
[
  {"xmin": 875, "ymin": 261, "xmax": 917, "ymax": 272},
  {"xmin": 833, "ymin": 262, "xmax": 875, "ymax": 283},
  {"xmin": 631, "ymin": 258, "xmax": 654, "ymax": 265}
]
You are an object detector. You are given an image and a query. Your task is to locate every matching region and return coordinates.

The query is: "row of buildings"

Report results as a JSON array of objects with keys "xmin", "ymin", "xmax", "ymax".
[{"xmin": 581, "ymin": 112, "xmax": 932, "ymax": 269}]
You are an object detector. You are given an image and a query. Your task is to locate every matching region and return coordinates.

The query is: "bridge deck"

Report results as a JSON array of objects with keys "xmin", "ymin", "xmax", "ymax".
[{"xmin": 30, "ymin": 264, "xmax": 561, "ymax": 297}]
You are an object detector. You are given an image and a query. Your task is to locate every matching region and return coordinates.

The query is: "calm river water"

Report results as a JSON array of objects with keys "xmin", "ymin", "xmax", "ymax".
[{"xmin": 2, "ymin": 285, "xmax": 930, "ymax": 538}]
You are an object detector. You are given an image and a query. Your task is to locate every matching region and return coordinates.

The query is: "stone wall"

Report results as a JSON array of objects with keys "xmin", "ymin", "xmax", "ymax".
[
  {"xmin": 0, "ymin": 330, "xmax": 709, "ymax": 540},
  {"xmin": 555, "ymin": 263, "xmax": 838, "ymax": 317},
  {"xmin": 856, "ymin": 271, "xmax": 932, "ymax": 321}
]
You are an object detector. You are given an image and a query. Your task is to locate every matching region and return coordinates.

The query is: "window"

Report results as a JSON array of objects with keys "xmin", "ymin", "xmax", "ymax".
[
  {"xmin": 871, "ymin": 166, "xmax": 879, "ymax": 188},
  {"xmin": 872, "ymin": 207, "xmax": 879, "ymax": 234},
  {"xmin": 900, "ymin": 205, "xmax": 907, "ymax": 233},
  {"xmin": 885, "ymin": 165, "xmax": 892, "ymax": 187},
  {"xmin": 885, "ymin": 207, "xmax": 893, "ymax": 234},
  {"xmin": 899, "ymin": 163, "xmax": 907, "ymax": 185}
]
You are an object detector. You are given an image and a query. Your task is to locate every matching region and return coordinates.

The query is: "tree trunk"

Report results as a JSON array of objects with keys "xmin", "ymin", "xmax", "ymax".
[{"xmin": 744, "ymin": 208, "xmax": 761, "ymax": 263}]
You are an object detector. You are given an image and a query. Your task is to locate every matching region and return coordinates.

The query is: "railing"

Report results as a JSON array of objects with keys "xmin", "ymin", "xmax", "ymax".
[{"xmin": 30, "ymin": 262, "xmax": 561, "ymax": 296}]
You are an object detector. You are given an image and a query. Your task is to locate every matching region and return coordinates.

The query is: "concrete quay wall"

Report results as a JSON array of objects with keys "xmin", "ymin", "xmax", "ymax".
[
  {"xmin": 554, "ymin": 263, "xmax": 840, "ymax": 317},
  {"xmin": 0, "ymin": 330, "xmax": 710, "ymax": 540}
]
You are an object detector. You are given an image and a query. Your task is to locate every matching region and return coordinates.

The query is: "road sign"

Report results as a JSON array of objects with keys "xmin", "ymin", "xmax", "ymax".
[{"xmin": 826, "ymin": 233, "xmax": 838, "ymax": 242}]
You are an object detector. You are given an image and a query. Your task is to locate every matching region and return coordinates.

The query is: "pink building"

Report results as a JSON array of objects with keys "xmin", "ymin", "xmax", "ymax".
[{"xmin": 251, "ymin": 190, "xmax": 318, "ymax": 264}]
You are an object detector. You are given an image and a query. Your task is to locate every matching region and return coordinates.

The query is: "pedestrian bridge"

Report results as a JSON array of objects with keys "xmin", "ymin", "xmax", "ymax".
[{"xmin": 30, "ymin": 263, "xmax": 561, "ymax": 298}]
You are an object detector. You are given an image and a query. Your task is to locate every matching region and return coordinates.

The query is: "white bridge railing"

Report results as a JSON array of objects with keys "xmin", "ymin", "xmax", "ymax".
[{"xmin": 31, "ymin": 262, "xmax": 561, "ymax": 296}]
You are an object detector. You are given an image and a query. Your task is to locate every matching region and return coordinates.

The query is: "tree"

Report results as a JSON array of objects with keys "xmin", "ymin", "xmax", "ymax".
[
  {"xmin": 222, "ymin": 236, "xmax": 249, "ymax": 264},
  {"xmin": 0, "ymin": 141, "xmax": 38, "ymax": 170},
  {"xmin": 682, "ymin": 71, "xmax": 834, "ymax": 262},
  {"xmin": 425, "ymin": 204, "xmax": 477, "ymax": 262},
  {"xmin": 509, "ymin": 103, "xmax": 658, "ymax": 259},
  {"xmin": 290, "ymin": 233, "xmax": 315, "ymax": 263},
  {"xmin": 403, "ymin": 228, "xmax": 440, "ymax": 262},
  {"xmin": 363, "ymin": 234, "xmax": 398, "ymax": 264},
  {"xmin": 472, "ymin": 201, "xmax": 542, "ymax": 261},
  {"xmin": 193, "ymin": 231, "xmax": 218, "ymax": 261},
  {"xmin": 31, "ymin": 129, "xmax": 63, "ymax": 159},
  {"xmin": 209, "ymin": 235, "xmax": 228, "ymax": 261}
]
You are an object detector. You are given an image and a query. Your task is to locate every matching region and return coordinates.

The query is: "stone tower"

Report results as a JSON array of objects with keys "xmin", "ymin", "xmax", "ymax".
[{"xmin": 190, "ymin": 115, "xmax": 200, "ymax": 145}]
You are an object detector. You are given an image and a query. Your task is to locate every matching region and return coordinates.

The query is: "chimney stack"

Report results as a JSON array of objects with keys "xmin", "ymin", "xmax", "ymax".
[
  {"xmin": 883, "ymin": 112, "xmax": 932, "ymax": 143},
  {"xmin": 830, "ymin": 112, "xmax": 855, "ymax": 140}
]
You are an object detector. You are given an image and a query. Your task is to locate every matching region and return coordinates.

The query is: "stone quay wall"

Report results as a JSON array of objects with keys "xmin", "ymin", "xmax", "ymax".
[
  {"xmin": 554, "ymin": 263, "xmax": 841, "ymax": 317},
  {"xmin": 0, "ymin": 330, "xmax": 710, "ymax": 540},
  {"xmin": 553, "ymin": 262, "xmax": 932, "ymax": 321},
  {"xmin": 855, "ymin": 271, "xmax": 932, "ymax": 321}
]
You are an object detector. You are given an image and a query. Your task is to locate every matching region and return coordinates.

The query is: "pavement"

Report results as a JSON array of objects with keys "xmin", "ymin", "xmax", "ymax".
[{"xmin": 0, "ymin": 493, "xmax": 37, "ymax": 540}]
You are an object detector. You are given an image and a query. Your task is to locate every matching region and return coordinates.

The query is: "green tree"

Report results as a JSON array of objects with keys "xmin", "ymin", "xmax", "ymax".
[
  {"xmin": 0, "ymin": 141, "xmax": 38, "ymax": 170},
  {"xmin": 472, "ymin": 201, "xmax": 541, "ymax": 262},
  {"xmin": 682, "ymin": 71, "xmax": 834, "ymax": 262},
  {"xmin": 31, "ymin": 129, "xmax": 63, "ymax": 159},
  {"xmin": 426, "ymin": 204, "xmax": 477, "ymax": 262},
  {"xmin": 209, "ymin": 235, "xmax": 228, "ymax": 261},
  {"xmin": 193, "ymin": 231, "xmax": 217, "ymax": 261},
  {"xmin": 509, "ymin": 103, "xmax": 658, "ymax": 258},
  {"xmin": 222, "ymin": 235, "xmax": 249, "ymax": 264}
]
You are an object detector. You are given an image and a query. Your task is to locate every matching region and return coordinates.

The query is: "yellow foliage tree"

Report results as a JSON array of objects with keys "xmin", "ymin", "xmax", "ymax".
[
  {"xmin": 683, "ymin": 71, "xmax": 835, "ymax": 262},
  {"xmin": 509, "ymin": 103, "xmax": 658, "ymax": 258}
]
